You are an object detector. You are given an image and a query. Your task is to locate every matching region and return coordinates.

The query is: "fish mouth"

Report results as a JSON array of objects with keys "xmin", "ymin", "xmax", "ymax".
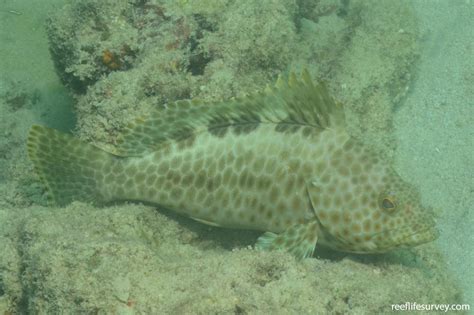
[
  {"xmin": 322, "ymin": 216, "xmax": 439, "ymax": 253},
  {"xmin": 363, "ymin": 222, "xmax": 439, "ymax": 252},
  {"xmin": 401, "ymin": 224, "xmax": 439, "ymax": 246}
]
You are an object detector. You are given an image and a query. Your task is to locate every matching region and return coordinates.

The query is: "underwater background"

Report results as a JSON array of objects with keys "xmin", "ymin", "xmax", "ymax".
[{"xmin": 0, "ymin": 0, "xmax": 472, "ymax": 313}]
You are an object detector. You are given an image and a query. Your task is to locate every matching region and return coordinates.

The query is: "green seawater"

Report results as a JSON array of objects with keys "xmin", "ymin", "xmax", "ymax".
[{"xmin": 0, "ymin": 0, "xmax": 471, "ymax": 313}]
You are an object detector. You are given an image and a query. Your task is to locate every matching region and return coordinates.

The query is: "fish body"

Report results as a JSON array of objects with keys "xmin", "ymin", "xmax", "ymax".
[{"xmin": 27, "ymin": 71, "xmax": 438, "ymax": 258}]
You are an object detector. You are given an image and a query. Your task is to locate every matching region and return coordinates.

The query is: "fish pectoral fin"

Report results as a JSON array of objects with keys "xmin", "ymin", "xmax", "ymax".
[{"xmin": 255, "ymin": 221, "xmax": 320, "ymax": 259}]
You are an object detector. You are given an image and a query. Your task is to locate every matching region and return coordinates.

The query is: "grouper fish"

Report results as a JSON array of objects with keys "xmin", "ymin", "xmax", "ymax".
[{"xmin": 27, "ymin": 70, "xmax": 438, "ymax": 259}]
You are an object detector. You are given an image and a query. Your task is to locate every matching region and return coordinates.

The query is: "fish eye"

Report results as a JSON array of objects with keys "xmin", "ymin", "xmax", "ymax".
[
  {"xmin": 379, "ymin": 193, "xmax": 397, "ymax": 212},
  {"xmin": 382, "ymin": 198, "xmax": 395, "ymax": 209}
]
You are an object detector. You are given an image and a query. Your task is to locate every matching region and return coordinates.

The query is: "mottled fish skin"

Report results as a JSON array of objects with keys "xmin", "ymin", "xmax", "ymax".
[{"xmin": 27, "ymin": 71, "xmax": 438, "ymax": 258}]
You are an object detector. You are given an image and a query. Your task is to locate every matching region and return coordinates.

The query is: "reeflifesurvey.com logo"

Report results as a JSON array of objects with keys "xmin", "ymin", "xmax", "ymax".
[{"xmin": 391, "ymin": 302, "xmax": 470, "ymax": 312}]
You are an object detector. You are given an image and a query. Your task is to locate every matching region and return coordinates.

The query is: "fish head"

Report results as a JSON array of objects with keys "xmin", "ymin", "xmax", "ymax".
[
  {"xmin": 361, "ymin": 174, "xmax": 440, "ymax": 252},
  {"xmin": 308, "ymin": 142, "xmax": 439, "ymax": 253}
]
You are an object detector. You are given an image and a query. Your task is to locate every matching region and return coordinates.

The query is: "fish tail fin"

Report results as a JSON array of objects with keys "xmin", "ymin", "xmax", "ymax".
[{"xmin": 27, "ymin": 125, "xmax": 117, "ymax": 206}]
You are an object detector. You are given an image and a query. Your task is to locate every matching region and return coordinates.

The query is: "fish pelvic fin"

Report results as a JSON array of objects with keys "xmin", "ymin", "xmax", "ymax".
[{"xmin": 256, "ymin": 221, "xmax": 320, "ymax": 259}]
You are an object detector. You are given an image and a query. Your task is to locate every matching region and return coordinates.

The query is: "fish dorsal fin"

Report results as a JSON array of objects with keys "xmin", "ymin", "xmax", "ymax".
[{"xmin": 114, "ymin": 69, "xmax": 345, "ymax": 156}]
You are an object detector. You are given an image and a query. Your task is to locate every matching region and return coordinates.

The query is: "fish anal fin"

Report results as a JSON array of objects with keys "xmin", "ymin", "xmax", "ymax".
[{"xmin": 190, "ymin": 216, "xmax": 222, "ymax": 227}]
